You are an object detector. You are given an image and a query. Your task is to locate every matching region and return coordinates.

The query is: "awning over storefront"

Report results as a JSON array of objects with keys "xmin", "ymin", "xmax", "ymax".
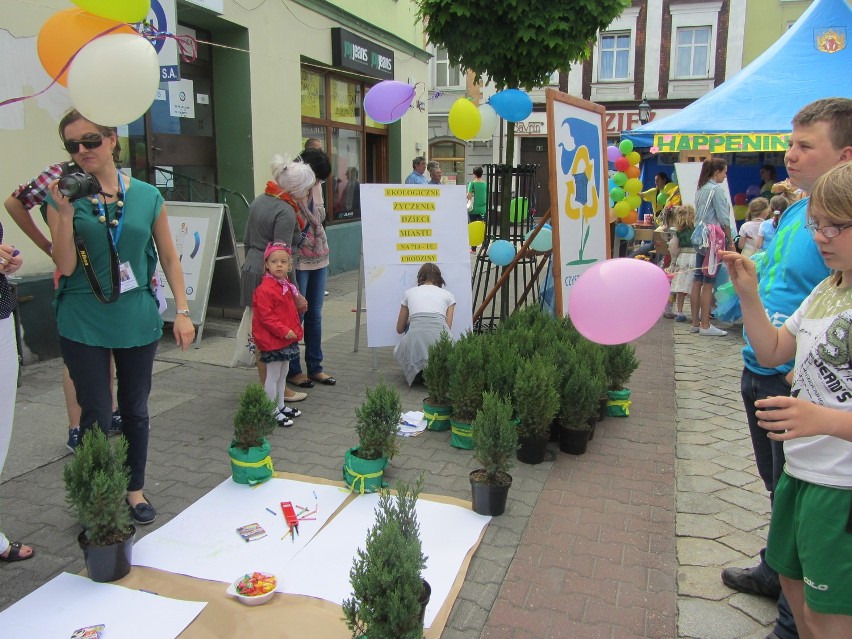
[{"xmin": 622, "ymin": 0, "xmax": 851, "ymax": 151}]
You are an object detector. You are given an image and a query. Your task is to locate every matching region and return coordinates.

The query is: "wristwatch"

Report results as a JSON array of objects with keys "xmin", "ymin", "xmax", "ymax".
[{"xmin": 176, "ymin": 309, "xmax": 191, "ymax": 317}]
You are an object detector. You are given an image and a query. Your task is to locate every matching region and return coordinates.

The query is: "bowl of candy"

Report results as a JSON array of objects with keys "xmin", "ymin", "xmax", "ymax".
[{"xmin": 226, "ymin": 571, "xmax": 277, "ymax": 605}]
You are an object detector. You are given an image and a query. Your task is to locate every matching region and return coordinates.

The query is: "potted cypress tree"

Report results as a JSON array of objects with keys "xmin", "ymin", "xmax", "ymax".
[
  {"xmin": 344, "ymin": 381, "xmax": 402, "ymax": 493},
  {"xmin": 605, "ymin": 343, "xmax": 639, "ymax": 417},
  {"xmin": 469, "ymin": 392, "xmax": 518, "ymax": 516},
  {"xmin": 342, "ymin": 479, "xmax": 429, "ymax": 638},
  {"xmin": 447, "ymin": 332, "xmax": 486, "ymax": 449},
  {"xmin": 64, "ymin": 428, "xmax": 135, "ymax": 582},
  {"xmin": 555, "ymin": 345, "xmax": 605, "ymax": 455},
  {"xmin": 229, "ymin": 382, "xmax": 278, "ymax": 485},
  {"xmin": 514, "ymin": 355, "xmax": 559, "ymax": 464},
  {"xmin": 422, "ymin": 330, "xmax": 453, "ymax": 431}
]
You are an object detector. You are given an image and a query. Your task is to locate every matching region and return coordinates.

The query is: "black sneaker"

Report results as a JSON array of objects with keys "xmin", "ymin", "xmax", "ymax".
[
  {"xmin": 66, "ymin": 427, "xmax": 82, "ymax": 454},
  {"xmin": 275, "ymin": 411, "xmax": 294, "ymax": 428},
  {"xmin": 108, "ymin": 410, "xmax": 122, "ymax": 434},
  {"xmin": 721, "ymin": 566, "xmax": 781, "ymax": 599},
  {"xmin": 127, "ymin": 497, "xmax": 156, "ymax": 525},
  {"xmin": 278, "ymin": 406, "xmax": 301, "ymax": 419}
]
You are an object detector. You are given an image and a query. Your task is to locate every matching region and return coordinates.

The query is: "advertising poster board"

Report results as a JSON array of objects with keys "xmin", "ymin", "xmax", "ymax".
[
  {"xmin": 545, "ymin": 89, "xmax": 611, "ymax": 316},
  {"xmin": 359, "ymin": 184, "xmax": 473, "ymax": 347}
]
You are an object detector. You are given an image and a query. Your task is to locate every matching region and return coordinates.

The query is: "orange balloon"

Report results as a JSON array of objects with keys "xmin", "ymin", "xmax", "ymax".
[
  {"xmin": 625, "ymin": 165, "xmax": 641, "ymax": 179},
  {"xmin": 623, "ymin": 209, "xmax": 639, "ymax": 224},
  {"xmin": 37, "ymin": 9, "xmax": 136, "ymax": 86}
]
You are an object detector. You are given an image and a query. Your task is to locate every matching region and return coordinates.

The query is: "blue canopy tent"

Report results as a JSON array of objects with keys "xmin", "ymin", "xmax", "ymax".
[{"xmin": 623, "ymin": 0, "xmax": 851, "ymax": 152}]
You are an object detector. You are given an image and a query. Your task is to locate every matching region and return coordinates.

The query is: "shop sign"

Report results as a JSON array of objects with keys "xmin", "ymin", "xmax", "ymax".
[
  {"xmin": 330, "ymin": 79, "xmax": 358, "ymax": 124},
  {"xmin": 146, "ymin": 0, "xmax": 180, "ymax": 81},
  {"xmin": 515, "ymin": 120, "xmax": 546, "ymax": 135},
  {"xmin": 301, "ymin": 71, "xmax": 323, "ymax": 118},
  {"xmin": 654, "ymin": 133, "xmax": 790, "ymax": 154},
  {"xmin": 331, "ymin": 28, "xmax": 394, "ymax": 81}
]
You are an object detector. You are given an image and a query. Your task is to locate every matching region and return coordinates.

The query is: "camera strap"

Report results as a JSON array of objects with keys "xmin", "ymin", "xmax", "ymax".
[{"xmin": 72, "ymin": 218, "xmax": 120, "ymax": 304}]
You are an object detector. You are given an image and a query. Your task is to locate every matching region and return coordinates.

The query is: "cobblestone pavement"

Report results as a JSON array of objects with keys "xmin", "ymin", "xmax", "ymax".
[{"xmin": 1, "ymin": 272, "xmax": 778, "ymax": 638}]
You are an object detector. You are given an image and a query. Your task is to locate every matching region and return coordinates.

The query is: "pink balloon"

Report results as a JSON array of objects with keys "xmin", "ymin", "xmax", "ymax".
[
  {"xmin": 606, "ymin": 145, "xmax": 621, "ymax": 163},
  {"xmin": 568, "ymin": 258, "xmax": 670, "ymax": 345},
  {"xmin": 364, "ymin": 81, "xmax": 415, "ymax": 124}
]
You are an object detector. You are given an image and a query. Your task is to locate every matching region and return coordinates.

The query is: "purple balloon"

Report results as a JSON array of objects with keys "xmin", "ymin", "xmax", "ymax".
[
  {"xmin": 364, "ymin": 81, "xmax": 415, "ymax": 124},
  {"xmin": 745, "ymin": 184, "xmax": 761, "ymax": 197},
  {"xmin": 568, "ymin": 258, "xmax": 670, "ymax": 345},
  {"xmin": 607, "ymin": 145, "xmax": 622, "ymax": 163}
]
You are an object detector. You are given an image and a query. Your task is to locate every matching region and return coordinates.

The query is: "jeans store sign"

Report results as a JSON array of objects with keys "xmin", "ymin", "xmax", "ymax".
[{"xmin": 331, "ymin": 28, "xmax": 394, "ymax": 81}]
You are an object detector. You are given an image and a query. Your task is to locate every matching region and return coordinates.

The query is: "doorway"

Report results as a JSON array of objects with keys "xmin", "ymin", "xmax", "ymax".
[{"xmin": 520, "ymin": 137, "xmax": 550, "ymax": 217}]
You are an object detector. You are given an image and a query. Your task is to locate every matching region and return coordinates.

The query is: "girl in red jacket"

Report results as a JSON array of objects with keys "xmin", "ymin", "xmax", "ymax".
[{"xmin": 252, "ymin": 242, "xmax": 304, "ymax": 426}]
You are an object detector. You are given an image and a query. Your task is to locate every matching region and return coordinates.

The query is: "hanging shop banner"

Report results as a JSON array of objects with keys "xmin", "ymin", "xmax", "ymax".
[
  {"xmin": 653, "ymin": 133, "xmax": 790, "ymax": 154},
  {"xmin": 359, "ymin": 184, "xmax": 473, "ymax": 347},
  {"xmin": 146, "ymin": 0, "xmax": 180, "ymax": 81},
  {"xmin": 331, "ymin": 28, "xmax": 395, "ymax": 81},
  {"xmin": 545, "ymin": 89, "xmax": 611, "ymax": 317}
]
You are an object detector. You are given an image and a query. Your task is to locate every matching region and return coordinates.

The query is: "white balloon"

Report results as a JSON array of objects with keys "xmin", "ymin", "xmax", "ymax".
[
  {"xmin": 475, "ymin": 103, "xmax": 499, "ymax": 139},
  {"xmin": 68, "ymin": 34, "xmax": 160, "ymax": 127}
]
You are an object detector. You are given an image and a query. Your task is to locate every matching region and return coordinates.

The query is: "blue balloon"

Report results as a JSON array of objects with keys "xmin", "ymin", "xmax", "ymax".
[
  {"xmin": 543, "ymin": 223, "xmax": 552, "ymax": 231},
  {"xmin": 489, "ymin": 89, "xmax": 533, "ymax": 123},
  {"xmin": 615, "ymin": 223, "xmax": 629, "ymax": 238},
  {"xmin": 487, "ymin": 239, "xmax": 516, "ymax": 266},
  {"xmin": 623, "ymin": 225, "xmax": 635, "ymax": 241}
]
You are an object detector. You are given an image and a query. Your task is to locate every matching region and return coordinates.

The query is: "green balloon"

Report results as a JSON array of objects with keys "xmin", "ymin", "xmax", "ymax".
[
  {"xmin": 619, "ymin": 139, "xmax": 634, "ymax": 155},
  {"xmin": 610, "ymin": 187, "xmax": 625, "ymax": 202},
  {"xmin": 657, "ymin": 191, "xmax": 668, "ymax": 207},
  {"xmin": 612, "ymin": 171, "xmax": 628, "ymax": 187}
]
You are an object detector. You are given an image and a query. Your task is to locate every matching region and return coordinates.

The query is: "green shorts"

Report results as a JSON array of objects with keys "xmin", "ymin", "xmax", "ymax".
[{"xmin": 766, "ymin": 472, "xmax": 852, "ymax": 615}]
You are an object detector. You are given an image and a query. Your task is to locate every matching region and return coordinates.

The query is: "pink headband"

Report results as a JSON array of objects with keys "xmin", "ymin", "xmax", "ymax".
[{"xmin": 264, "ymin": 242, "xmax": 292, "ymax": 261}]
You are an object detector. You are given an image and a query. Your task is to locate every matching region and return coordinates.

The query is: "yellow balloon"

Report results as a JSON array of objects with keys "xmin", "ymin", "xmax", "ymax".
[
  {"xmin": 72, "ymin": 0, "xmax": 151, "ymax": 22},
  {"xmin": 663, "ymin": 182, "xmax": 677, "ymax": 193},
  {"xmin": 733, "ymin": 204, "xmax": 749, "ymax": 221},
  {"xmin": 626, "ymin": 151, "xmax": 641, "ymax": 166},
  {"xmin": 624, "ymin": 178, "xmax": 643, "ymax": 195},
  {"xmin": 448, "ymin": 98, "xmax": 481, "ymax": 141},
  {"xmin": 468, "ymin": 220, "xmax": 486, "ymax": 246},
  {"xmin": 625, "ymin": 194, "xmax": 642, "ymax": 210},
  {"xmin": 613, "ymin": 200, "xmax": 631, "ymax": 218}
]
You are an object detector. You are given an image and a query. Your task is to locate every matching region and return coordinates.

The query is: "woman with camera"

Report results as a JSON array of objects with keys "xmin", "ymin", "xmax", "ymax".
[{"xmin": 44, "ymin": 109, "xmax": 195, "ymax": 526}]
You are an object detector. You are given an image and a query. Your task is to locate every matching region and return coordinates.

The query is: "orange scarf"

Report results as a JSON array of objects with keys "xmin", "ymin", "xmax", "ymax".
[{"xmin": 265, "ymin": 181, "xmax": 305, "ymax": 231}]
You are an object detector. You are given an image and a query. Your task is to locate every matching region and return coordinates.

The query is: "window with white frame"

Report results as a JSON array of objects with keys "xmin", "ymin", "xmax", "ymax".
[
  {"xmin": 434, "ymin": 46, "xmax": 463, "ymax": 88},
  {"xmin": 599, "ymin": 32, "xmax": 631, "ymax": 80},
  {"xmin": 675, "ymin": 26, "xmax": 711, "ymax": 78}
]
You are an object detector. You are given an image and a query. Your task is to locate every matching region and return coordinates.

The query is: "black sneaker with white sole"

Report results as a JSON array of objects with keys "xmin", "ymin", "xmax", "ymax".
[
  {"xmin": 278, "ymin": 406, "xmax": 301, "ymax": 419},
  {"xmin": 275, "ymin": 411, "xmax": 294, "ymax": 428}
]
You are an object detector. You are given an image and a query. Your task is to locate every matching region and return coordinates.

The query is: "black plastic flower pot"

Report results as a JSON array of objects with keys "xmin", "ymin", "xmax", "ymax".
[
  {"xmin": 78, "ymin": 526, "xmax": 136, "ymax": 583},
  {"xmin": 558, "ymin": 427, "xmax": 590, "ymax": 455},
  {"xmin": 517, "ymin": 436, "xmax": 548, "ymax": 465},
  {"xmin": 469, "ymin": 469, "xmax": 512, "ymax": 516}
]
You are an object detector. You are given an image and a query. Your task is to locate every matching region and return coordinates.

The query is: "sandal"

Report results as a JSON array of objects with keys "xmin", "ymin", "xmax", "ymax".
[
  {"xmin": 309, "ymin": 373, "xmax": 337, "ymax": 386},
  {"xmin": 287, "ymin": 375, "xmax": 314, "ymax": 388},
  {"xmin": 0, "ymin": 541, "xmax": 35, "ymax": 562}
]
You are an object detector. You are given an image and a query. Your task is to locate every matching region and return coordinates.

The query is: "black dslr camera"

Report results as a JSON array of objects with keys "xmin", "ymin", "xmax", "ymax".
[{"xmin": 58, "ymin": 162, "xmax": 102, "ymax": 202}]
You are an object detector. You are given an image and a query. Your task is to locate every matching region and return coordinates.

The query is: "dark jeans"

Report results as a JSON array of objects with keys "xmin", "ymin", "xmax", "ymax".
[
  {"xmin": 289, "ymin": 266, "xmax": 328, "ymax": 377},
  {"xmin": 60, "ymin": 337, "xmax": 157, "ymax": 492},
  {"xmin": 740, "ymin": 367, "xmax": 797, "ymax": 639}
]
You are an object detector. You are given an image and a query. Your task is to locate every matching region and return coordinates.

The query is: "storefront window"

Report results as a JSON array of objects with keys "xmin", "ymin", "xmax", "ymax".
[
  {"xmin": 330, "ymin": 79, "xmax": 362, "ymax": 125},
  {"xmin": 301, "ymin": 70, "xmax": 326, "ymax": 119},
  {"xmin": 430, "ymin": 140, "xmax": 465, "ymax": 185},
  {"xmin": 330, "ymin": 127, "xmax": 362, "ymax": 221}
]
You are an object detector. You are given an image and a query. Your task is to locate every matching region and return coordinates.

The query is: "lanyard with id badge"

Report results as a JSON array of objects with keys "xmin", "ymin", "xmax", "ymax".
[{"xmin": 72, "ymin": 170, "xmax": 138, "ymax": 303}]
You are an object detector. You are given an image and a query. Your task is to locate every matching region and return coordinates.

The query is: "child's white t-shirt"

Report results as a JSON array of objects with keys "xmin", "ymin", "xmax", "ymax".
[{"xmin": 784, "ymin": 277, "xmax": 852, "ymax": 487}]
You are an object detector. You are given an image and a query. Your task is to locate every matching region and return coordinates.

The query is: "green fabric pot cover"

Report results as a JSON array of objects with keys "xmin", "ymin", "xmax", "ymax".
[
  {"xmin": 229, "ymin": 439, "xmax": 274, "ymax": 485},
  {"xmin": 450, "ymin": 418, "xmax": 473, "ymax": 450},
  {"xmin": 422, "ymin": 399, "xmax": 453, "ymax": 431},
  {"xmin": 606, "ymin": 388, "xmax": 631, "ymax": 417},
  {"xmin": 343, "ymin": 447, "xmax": 388, "ymax": 494}
]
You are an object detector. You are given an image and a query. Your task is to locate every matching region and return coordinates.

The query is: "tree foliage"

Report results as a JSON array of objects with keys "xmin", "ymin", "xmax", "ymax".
[
  {"xmin": 232, "ymin": 382, "xmax": 278, "ymax": 451},
  {"xmin": 416, "ymin": 0, "xmax": 630, "ymax": 91}
]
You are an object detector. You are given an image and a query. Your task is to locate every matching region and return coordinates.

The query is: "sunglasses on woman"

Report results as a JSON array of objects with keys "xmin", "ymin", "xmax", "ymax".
[{"xmin": 63, "ymin": 136, "xmax": 104, "ymax": 154}]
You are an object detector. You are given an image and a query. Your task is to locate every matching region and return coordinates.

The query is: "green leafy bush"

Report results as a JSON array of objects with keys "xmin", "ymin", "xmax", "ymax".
[
  {"xmin": 448, "ymin": 332, "xmax": 486, "ymax": 422},
  {"xmin": 472, "ymin": 392, "xmax": 518, "ymax": 482},
  {"xmin": 514, "ymin": 355, "xmax": 559, "ymax": 439},
  {"xmin": 605, "ymin": 343, "xmax": 639, "ymax": 390},
  {"xmin": 232, "ymin": 382, "xmax": 278, "ymax": 451},
  {"xmin": 64, "ymin": 428, "xmax": 133, "ymax": 546},
  {"xmin": 422, "ymin": 330, "xmax": 453, "ymax": 405},
  {"xmin": 354, "ymin": 381, "xmax": 402, "ymax": 461}
]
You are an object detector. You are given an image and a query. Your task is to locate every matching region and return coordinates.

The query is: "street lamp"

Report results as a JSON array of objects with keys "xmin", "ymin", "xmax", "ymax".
[{"xmin": 638, "ymin": 97, "xmax": 651, "ymax": 125}]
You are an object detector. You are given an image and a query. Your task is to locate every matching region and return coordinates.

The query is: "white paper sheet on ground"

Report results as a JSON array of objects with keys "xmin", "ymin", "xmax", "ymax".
[
  {"xmin": 398, "ymin": 411, "xmax": 427, "ymax": 436},
  {"xmin": 0, "ymin": 572, "xmax": 205, "ymax": 638},
  {"xmin": 284, "ymin": 493, "xmax": 490, "ymax": 628},
  {"xmin": 132, "ymin": 477, "xmax": 349, "ymax": 585}
]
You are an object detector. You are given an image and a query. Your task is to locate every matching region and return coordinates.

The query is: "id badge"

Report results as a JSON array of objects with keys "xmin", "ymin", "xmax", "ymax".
[{"xmin": 118, "ymin": 261, "xmax": 139, "ymax": 293}]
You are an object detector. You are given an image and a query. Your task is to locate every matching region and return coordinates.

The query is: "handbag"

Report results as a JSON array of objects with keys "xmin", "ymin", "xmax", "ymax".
[
  {"xmin": 230, "ymin": 306, "xmax": 256, "ymax": 368},
  {"xmin": 466, "ymin": 198, "xmax": 474, "ymax": 213},
  {"xmin": 690, "ymin": 186, "xmax": 717, "ymax": 249}
]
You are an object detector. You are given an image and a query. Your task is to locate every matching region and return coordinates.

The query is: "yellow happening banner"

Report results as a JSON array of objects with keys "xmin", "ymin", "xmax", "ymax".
[{"xmin": 653, "ymin": 133, "xmax": 789, "ymax": 154}]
